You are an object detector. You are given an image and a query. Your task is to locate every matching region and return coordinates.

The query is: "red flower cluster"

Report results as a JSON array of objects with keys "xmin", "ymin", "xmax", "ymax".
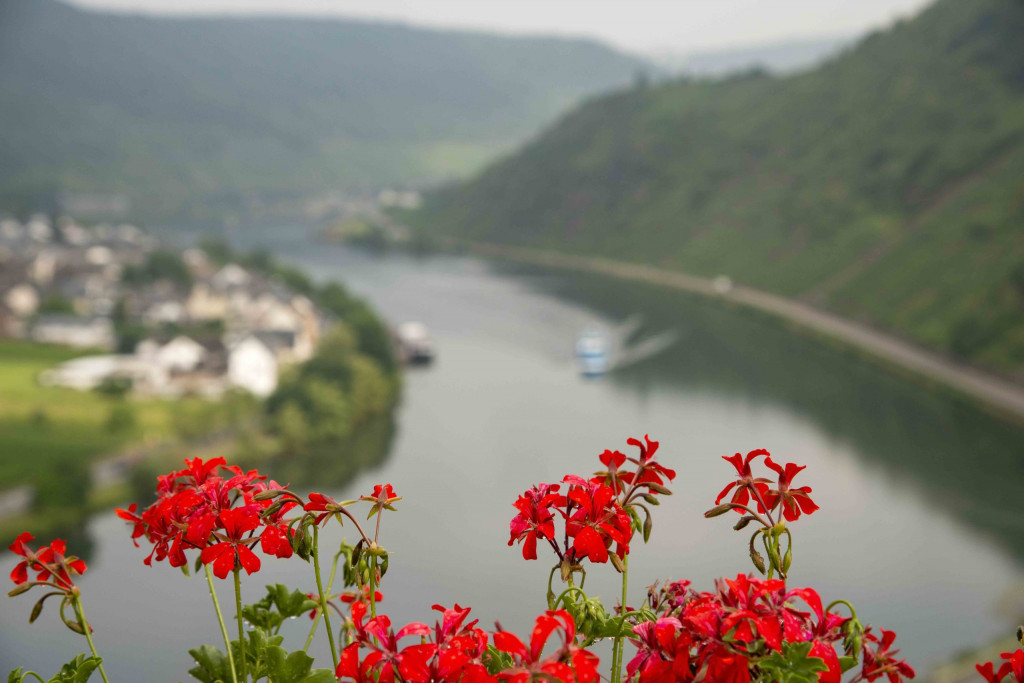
[
  {"xmin": 336, "ymin": 602, "xmax": 598, "ymax": 683},
  {"xmin": 8, "ymin": 533, "xmax": 87, "ymax": 590},
  {"xmin": 493, "ymin": 609, "xmax": 598, "ymax": 683},
  {"xmin": 508, "ymin": 435, "xmax": 674, "ymax": 568},
  {"xmin": 628, "ymin": 574, "xmax": 913, "ymax": 683},
  {"xmin": 978, "ymin": 651, "xmax": 1024, "ymax": 683},
  {"xmin": 715, "ymin": 450, "xmax": 819, "ymax": 522},
  {"xmin": 115, "ymin": 457, "xmax": 297, "ymax": 578}
]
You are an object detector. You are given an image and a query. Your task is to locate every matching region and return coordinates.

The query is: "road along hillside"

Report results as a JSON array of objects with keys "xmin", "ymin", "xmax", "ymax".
[{"xmin": 465, "ymin": 241, "xmax": 1024, "ymax": 424}]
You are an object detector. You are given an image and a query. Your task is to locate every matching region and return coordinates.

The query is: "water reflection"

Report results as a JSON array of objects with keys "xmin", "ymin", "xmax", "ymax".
[{"xmin": 502, "ymin": 263, "xmax": 1024, "ymax": 562}]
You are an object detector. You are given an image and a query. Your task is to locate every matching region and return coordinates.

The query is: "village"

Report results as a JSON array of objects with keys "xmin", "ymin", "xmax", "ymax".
[{"xmin": 0, "ymin": 213, "xmax": 326, "ymax": 399}]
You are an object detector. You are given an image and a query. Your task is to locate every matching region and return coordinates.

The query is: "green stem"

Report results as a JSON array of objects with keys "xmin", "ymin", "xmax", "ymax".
[
  {"xmin": 368, "ymin": 557, "xmax": 377, "ymax": 619},
  {"xmin": 611, "ymin": 555, "xmax": 629, "ymax": 683},
  {"xmin": 546, "ymin": 566, "xmax": 559, "ymax": 609},
  {"xmin": 825, "ymin": 599, "xmax": 859, "ymax": 621},
  {"xmin": 205, "ymin": 565, "xmax": 239, "ymax": 683},
  {"xmin": 553, "ymin": 586, "xmax": 588, "ymax": 609},
  {"xmin": 313, "ymin": 525, "xmax": 340, "ymax": 668},
  {"xmin": 71, "ymin": 596, "xmax": 110, "ymax": 683},
  {"xmin": 762, "ymin": 534, "xmax": 775, "ymax": 580},
  {"xmin": 234, "ymin": 569, "xmax": 247, "ymax": 683},
  {"xmin": 20, "ymin": 673, "xmax": 46, "ymax": 683},
  {"xmin": 304, "ymin": 549, "xmax": 342, "ymax": 653}
]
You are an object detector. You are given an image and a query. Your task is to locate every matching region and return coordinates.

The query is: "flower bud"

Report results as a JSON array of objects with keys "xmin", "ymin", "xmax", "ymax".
[
  {"xmin": 253, "ymin": 489, "xmax": 286, "ymax": 501},
  {"xmin": 782, "ymin": 547, "xmax": 792, "ymax": 574},
  {"xmin": 7, "ymin": 583, "xmax": 33, "ymax": 597},
  {"xmin": 645, "ymin": 483, "xmax": 673, "ymax": 496},
  {"xmin": 704, "ymin": 504, "xmax": 733, "ymax": 518},
  {"xmin": 749, "ymin": 548, "xmax": 766, "ymax": 574},
  {"xmin": 733, "ymin": 515, "xmax": 755, "ymax": 531},
  {"xmin": 610, "ymin": 553, "xmax": 625, "ymax": 573},
  {"xmin": 1017, "ymin": 625, "xmax": 1023, "ymax": 645},
  {"xmin": 29, "ymin": 596, "xmax": 46, "ymax": 623}
]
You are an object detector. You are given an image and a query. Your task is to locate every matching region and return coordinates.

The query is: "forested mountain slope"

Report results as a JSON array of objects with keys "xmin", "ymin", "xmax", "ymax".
[
  {"xmin": 413, "ymin": 0, "xmax": 1024, "ymax": 373},
  {"xmin": 0, "ymin": 0, "xmax": 648, "ymax": 220}
]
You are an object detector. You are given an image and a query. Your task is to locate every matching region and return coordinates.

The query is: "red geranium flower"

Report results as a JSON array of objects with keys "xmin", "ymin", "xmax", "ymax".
[
  {"xmin": 362, "ymin": 484, "xmax": 402, "ymax": 518},
  {"xmin": 8, "ymin": 533, "xmax": 86, "ymax": 589},
  {"xmin": 200, "ymin": 507, "xmax": 262, "ymax": 579},
  {"xmin": 592, "ymin": 450, "xmax": 634, "ymax": 493},
  {"xmin": 627, "ymin": 435, "xmax": 676, "ymax": 492},
  {"xmin": 761, "ymin": 458, "xmax": 819, "ymax": 522},
  {"xmin": 715, "ymin": 449, "xmax": 771, "ymax": 514},
  {"xmin": 259, "ymin": 524, "xmax": 294, "ymax": 559},
  {"xmin": 508, "ymin": 483, "xmax": 564, "ymax": 560},
  {"xmin": 494, "ymin": 610, "xmax": 596, "ymax": 683},
  {"xmin": 563, "ymin": 480, "xmax": 632, "ymax": 564},
  {"xmin": 862, "ymin": 629, "xmax": 915, "ymax": 683},
  {"xmin": 978, "ymin": 651, "xmax": 1024, "ymax": 683}
]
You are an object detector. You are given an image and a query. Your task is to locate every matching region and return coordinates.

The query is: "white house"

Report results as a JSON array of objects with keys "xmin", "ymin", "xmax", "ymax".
[
  {"xmin": 26, "ymin": 216, "xmax": 52, "ymax": 243},
  {"xmin": 142, "ymin": 300, "xmax": 186, "ymax": 326},
  {"xmin": 212, "ymin": 264, "xmax": 250, "ymax": 290},
  {"xmin": 3, "ymin": 284, "xmax": 39, "ymax": 318},
  {"xmin": 227, "ymin": 335, "xmax": 278, "ymax": 397},
  {"xmin": 137, "ymin": 335, "xmax": 207, "ymax": 373},
  {"xmin": 31, "ymin": 316, "xmax": 116, "ymax": 349},
  {"xmin": 39, "ymin": 354, "xmax": 164, "ymax": 391}
]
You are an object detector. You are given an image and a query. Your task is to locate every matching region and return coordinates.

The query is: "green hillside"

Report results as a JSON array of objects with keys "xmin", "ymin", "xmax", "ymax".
[
  {"xmin": 413, "ymin": 0, "xmax": 1024, "ymax": 374},
  {"xmin": 0, "ymin": 0, "xmax": 649, "ymax": 222}
]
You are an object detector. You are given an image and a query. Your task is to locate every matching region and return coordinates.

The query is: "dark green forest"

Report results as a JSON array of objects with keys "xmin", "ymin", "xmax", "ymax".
[
  {"xmin": 413, "ymin": 0, "xmax": 1024, "ymax": 373},
  {"xmin": 0, "ymin": 0, "xmax": 648, "ymax": 221}
]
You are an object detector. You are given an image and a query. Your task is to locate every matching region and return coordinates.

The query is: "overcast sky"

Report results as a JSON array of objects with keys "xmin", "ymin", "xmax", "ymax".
[{"xmin": 66, "ymin": 0, "xmax": 935, "ymax": 53}]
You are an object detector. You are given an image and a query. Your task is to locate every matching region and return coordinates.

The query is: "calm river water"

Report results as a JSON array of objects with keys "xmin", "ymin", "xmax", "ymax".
[{"xmin": 2, "ymin": 231, "xmax": 1023, "ymax": 680}]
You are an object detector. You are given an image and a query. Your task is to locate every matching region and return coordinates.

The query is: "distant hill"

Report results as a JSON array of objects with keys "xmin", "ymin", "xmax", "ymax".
[
  {"xmin": 0, "ymin": 0, "xmax": 650, "ymax": 222},
  {"xmin": 412, "ymin": 0, "xmax": 1024, "ymax": 374},
  {"xmin": 650, "ymin": 35, "xmax": 855, "ymax": 77}
]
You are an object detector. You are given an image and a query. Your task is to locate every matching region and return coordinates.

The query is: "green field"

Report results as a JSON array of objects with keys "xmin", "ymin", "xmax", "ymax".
[{"xmin": 0, "ymin": 339, "xmax": 187, "ymax": 487}]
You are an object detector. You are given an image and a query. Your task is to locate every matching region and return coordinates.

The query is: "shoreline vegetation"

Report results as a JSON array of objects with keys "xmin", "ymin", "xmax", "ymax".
[{"xmin": 0, "ymin": 240, "xmax": 402, "ymax": 550}]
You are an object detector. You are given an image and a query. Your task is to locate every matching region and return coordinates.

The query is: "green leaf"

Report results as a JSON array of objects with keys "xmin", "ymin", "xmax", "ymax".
[
  {"xmin": 758, "ymin": 641, "xmax": 828, "ymax": 683},
  {"xmin": 243, "ymin": 584, "xmax": 319, "ymax": 634},
  {"xmin": 187, "ymin": 645, "xmax": 232, "ymax": 683},
  {"xmin": 482, "ymin": 645, "xmax": 514, "ymax": 675},
  {"xmin": 8, "ymin": 668, "xmax": 25, "ymax": 683},
  {"xmin": 46, "ymin": 655, "xmax": 102, "ymax": 683},
  {"xmin": 264, "ymin": 647, "xmax": 316, "ymax": 683},
  {"xmin": 300, "ymin": 670, "xmax": 337, "ymax": 683}
]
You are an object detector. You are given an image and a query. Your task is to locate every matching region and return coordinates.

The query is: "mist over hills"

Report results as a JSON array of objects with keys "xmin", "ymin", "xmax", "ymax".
[
  {"xmin": 0, "ymin": 0, "xmax": 650, "ymax": 221},
  {"xmin": 413, "ymin": 0, "xmax": 1024, "ymax": 373},
  {"xmin": 650, "ymin": 35, "xmax": 856, "ymax": 77}
]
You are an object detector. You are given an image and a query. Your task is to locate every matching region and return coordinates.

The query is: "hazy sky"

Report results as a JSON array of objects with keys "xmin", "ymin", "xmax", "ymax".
[{"xmin": 66, "ymin": 0, "xmax": 935, "ymax": 53}]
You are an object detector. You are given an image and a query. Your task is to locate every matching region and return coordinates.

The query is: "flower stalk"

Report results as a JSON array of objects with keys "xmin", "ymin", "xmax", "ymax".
[
  {"xmin": 234, "ymin": 568, "xmax": 246, "ymax": 682},
  {"xmin": 71, "ymin": 595, "xmax": 110, "ymax": 683},
  {"xmin": 205, "ymin": 564, "xmax": 239, "ymax": 683},
  {"xmin": 312, "ymin": 524, "xmax": 339, "ymax": 668}
]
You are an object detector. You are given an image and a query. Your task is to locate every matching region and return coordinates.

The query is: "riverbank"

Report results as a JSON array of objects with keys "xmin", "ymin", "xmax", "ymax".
[{"xmin": 463, "ymin": 241, "xmax": 1024, "ymax": 424}]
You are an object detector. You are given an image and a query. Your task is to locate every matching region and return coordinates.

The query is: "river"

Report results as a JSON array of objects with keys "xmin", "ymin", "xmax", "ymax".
[{"xmin": 2, "ymin": 230, "xmax": 1023, "ymax": 680}]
